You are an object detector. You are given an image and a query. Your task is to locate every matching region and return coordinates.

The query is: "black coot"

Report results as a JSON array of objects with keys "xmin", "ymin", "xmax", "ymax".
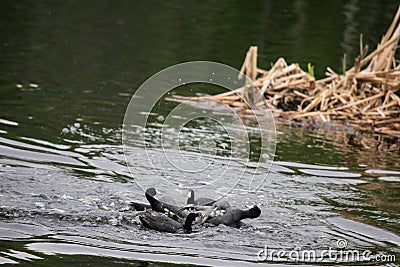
[
  {"xmin": 145, "ymin": 188, "xmax": 186, "ymax": 219},
  {"xmin": 203, "ymin": 204, "xmax": 261, "ymax": 228},
  {"xmin": 139, "ymin": 211, "xmax": 198, "ymax": 233}
]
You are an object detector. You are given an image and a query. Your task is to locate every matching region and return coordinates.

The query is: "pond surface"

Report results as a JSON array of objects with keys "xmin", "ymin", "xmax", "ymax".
[{"xmin": 0, "ymin": 1, "xmax": 399, "ymax": 266}]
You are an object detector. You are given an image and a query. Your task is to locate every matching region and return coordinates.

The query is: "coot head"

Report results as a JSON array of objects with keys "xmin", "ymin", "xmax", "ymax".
[
  {"xmin": 145, "ymin": 187, "xmax": 158, "ymax": 197},
  {"xmin": 246, "ymin": 205, "xmax": 261, "ymax": 218}
]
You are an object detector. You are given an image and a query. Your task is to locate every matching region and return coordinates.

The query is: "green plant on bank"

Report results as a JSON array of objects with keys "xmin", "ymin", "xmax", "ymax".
[{"xmin": 307, "ymin": 63, "xmax": 314, "ymax": 78}]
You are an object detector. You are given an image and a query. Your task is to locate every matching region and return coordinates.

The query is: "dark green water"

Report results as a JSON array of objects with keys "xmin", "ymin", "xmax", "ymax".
[{"xmin": 1, "ymin": 1, "xmax": 399, "ymax": 266}]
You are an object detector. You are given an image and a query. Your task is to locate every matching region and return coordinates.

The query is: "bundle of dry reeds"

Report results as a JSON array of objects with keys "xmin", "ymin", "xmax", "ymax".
[{"xmin": 201, "ymin": 6, "xmax": 400, "ymax": 137}]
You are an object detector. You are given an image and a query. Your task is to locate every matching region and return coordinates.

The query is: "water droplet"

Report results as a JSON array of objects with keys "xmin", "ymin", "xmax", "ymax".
[
  {"xmin": 70, "ymin": 126, "xmax": 77, "ymax": 134},
  {"xmin": 220, "ymin": 143, "xmax": 228, "ymax": 149},
  {"xmin": 262, "ymin": 154, "xmax": 270, "ymax": 160}
]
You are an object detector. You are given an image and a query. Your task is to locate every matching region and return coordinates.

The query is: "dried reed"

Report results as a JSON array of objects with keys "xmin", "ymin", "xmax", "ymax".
[{"xmin": 197, "ymin": 6, "xmax": 400, "ymax": 138}]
